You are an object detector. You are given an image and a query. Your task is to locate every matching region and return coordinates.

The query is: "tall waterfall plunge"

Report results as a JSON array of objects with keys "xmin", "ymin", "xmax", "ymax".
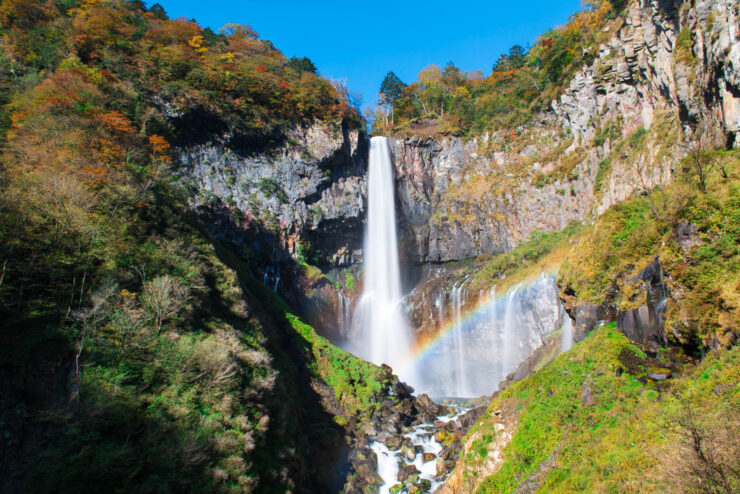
[
  {"xmin": 343, "ymin": 137, "xmax": 573, "ymax": 398},
  {"xmin": 350, "ymin": 137, "xmax": 414, "ymax": 380}
]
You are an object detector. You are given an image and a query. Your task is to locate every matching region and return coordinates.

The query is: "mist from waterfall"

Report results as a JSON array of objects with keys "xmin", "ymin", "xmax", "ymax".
[
  {"xmin": 451, "ymin": 284, "xmax": 468, "ymax": 397},
  {"xmin": 350, "ymin": 137, "xmax": 414, "ymax": 380},
  {"xmin": 413, "ymin": 275, "xmax": 572, "ymax": 398}
]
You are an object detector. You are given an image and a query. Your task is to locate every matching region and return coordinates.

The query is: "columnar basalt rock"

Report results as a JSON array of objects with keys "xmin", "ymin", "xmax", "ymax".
[
  {"xmin": 388, "ymin": 129, "xmax": 593, "ymax": 263},
  {"xmin": 176, "ymin": 120, "xmax": 369, "ymax": 267},
  {"xmin": 387, "ymin": 0, "xmax": 739, "ymax": 265}
]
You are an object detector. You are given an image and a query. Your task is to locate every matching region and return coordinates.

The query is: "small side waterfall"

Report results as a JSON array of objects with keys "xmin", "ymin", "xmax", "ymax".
[
  {"xmin": 451, "ymin": 284, "xmax": 468, "ymax": 397},
  {"xmin": 351, "ymin": 137, "xmax": 414, "ymax": 379},
  {"xmin": 560, "ymin": 315, "xmax": 574, "ymax": 352},
  {"xmin": 337, "ymin": 291, "xmax": 352, "ymax": 336},
  {"xmin": 501, "ymin": 284, "xmax": 521, "ymax": 378}
]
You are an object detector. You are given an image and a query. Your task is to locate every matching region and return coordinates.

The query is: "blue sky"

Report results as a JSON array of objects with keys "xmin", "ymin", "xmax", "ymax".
[{"xmin": 153, "ymin": 0, "xmax": 583, "ymax": 108}]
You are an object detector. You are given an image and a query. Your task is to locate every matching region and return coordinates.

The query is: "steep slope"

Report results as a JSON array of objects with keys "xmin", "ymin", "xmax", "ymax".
[
  {"xmin": 438, "ymin": 111, "xmax": 740, "ymax": 494},
  {"xmin": 0, "ymin": 2, "xmax": 381, "ymax": 493},
  {"xmin": 443, "ymin": 323, "xmax": 739, "ymax": 493},
  {"xmin": 387, "ymin": 0, "xmax": 738, "ymax": 265}
]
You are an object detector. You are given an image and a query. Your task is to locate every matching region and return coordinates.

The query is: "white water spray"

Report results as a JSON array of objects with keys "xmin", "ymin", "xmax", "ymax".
[
  {"xmin": 451, "ymin": 284, "xmax": 468, "ymax": 397},
  {"xmin": 501, "ymin": 284, "xmax": 521, "ymax": 378},
  {"xmin": 351, "ymin": 137, "xmax": 413, "ymax": 378}
]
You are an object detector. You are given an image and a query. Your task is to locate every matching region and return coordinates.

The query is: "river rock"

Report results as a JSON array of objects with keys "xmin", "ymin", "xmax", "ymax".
[
  {"xmin": 401, "ymin": 442, "xmax": 416, "ymax": 461},
  {"xmin": 414, "ymin": 479, "xmax": 432, "ymax": 492},
  {"xmin": 436, "ymin": 458, "xmax": 457, "ymax": 476},
  {"xmin": 397, "ymin": 464, "xmax": 420, "ymax": 483},
  {"xmin": 384, "ymin": 434, "xmax": 403, "ymax": 451},
  {"xmin": 422, "ymin": 452, "xmax": 436, "ymax": 463}
]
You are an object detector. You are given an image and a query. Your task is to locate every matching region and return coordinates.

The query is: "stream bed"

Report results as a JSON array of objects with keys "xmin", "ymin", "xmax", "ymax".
[{"xmin": 369, "ymin": 408, "xmax": 470, "ymax": 493}]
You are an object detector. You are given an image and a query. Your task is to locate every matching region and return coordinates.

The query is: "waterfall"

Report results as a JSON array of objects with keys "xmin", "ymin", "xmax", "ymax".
[
  {"xmin": 337, "ymin": 291, "xmax": 352, "ymax": 336},
  {"xmin": 560, "ymin": 315, "xmax": 574, "ymax": 352},
  {"xmin": 501, "ymin": 284, "xmax": 520, "ymax": 378},
  {"xmin": 351, "ymin": 137, "xmax": 413, "ymax": 379},
  {"xmin": 451, "ymin": 284, "xmax": 468, "ymax": 397},
  {"xmin": 436, "ymin": 291, "xmax": 445, "ymax": 327}
]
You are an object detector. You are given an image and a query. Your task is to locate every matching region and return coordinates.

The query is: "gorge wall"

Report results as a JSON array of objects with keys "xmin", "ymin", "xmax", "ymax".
[
  {"xmin": 174, "ymin": 0, "xmax": 739, "ymax": 350},
  {"xmin": 177, "ymin": 0, "xmax": 738, "ymax": 270},
  {"xmin": 176, "ymin": 119, "xmax": 368, "ymax": 268},
  {"xmin": 390, "ymin": 0, "xmax": 739, "ymax": 264}
]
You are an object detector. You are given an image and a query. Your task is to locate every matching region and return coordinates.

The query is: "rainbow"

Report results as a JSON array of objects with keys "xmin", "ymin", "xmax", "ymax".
[{"xmin": 397, "ymin": 268, "xmax": 559, "ymax": 377}]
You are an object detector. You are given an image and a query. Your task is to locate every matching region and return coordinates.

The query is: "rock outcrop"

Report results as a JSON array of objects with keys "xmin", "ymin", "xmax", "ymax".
[
  {"xmin": 388, "ymin": 127, "xmax": 590, "ymax": 263},
  {"xmin": 176, "ymin": 120, "xmax": 368, "ymax": 267}
]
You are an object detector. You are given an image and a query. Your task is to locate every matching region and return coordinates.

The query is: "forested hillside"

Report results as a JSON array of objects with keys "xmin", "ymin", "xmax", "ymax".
[{"xmin": 0, "ymin": 2, "xmax": 377, "ymax": 492}]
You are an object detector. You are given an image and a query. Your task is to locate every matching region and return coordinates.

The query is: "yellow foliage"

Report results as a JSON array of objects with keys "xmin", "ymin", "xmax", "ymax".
[{"xmin": 188, "ymin": 35, "xmax": 208, "ymax": 55}]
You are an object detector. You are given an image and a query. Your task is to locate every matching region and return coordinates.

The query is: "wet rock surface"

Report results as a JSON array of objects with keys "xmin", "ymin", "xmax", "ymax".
[{"xmin": 343, "ymin": 363, "xmax": 486, "ymax": 493}]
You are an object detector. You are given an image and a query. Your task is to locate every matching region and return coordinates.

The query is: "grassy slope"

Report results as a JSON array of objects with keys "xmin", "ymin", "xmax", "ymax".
[
  {"xmin": 560, "ymin": 148, "xmax": 740, "ymax": 348},
  {"xmin": 446, "ymin": 146, "xmax": 740, "ymax": 493},
  {"xmin": 458, "ymin": 323, "xmax": 739, "ymax": 493}
]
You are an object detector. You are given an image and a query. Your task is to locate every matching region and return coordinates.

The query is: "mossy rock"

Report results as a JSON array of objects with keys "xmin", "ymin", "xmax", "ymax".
[
  {"xmin": 385, "ymin": 435, "xmax": 403, "ymax": 451},
  {"xmin": 646, "ymin": 367, "xmax": 671, "ymax": 381},
  {"xmin": 390, "ymin": 484, "xmax": 404, "ymax": 494},
  {"xmin": 415, "ymin": 478, "xmax": 432, "ymax": 492}
]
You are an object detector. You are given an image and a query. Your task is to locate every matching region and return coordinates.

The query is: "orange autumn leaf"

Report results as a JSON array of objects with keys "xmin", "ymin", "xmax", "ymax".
[{"xmin": 98, "ymin": 111, "xmax": 136, "ymax": 134}]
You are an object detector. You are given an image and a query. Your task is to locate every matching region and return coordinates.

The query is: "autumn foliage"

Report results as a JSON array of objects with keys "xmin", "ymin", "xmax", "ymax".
[{"xmin": 373, "ymin": 0, "xmax": 622, "ymax": 136}]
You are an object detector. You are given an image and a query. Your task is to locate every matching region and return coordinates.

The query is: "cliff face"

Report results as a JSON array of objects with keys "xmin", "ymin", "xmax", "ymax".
[
  {"xmin": 389, "ymin": 127, "xmax": 591, "ymax": 263},
  {"xmin": 171, "ymin": 0, "xmax": 739, "ymax": 347},
  {"xmin": 176, "ymin": 120, "xmax": 368, "ymax": 267},
  {"xmin": 175, "ymin": 0, "xmax": 738, "ymax": 272},
  {"xmin": 389, "ymin": 0, "xmax": 739, "ymax": 264}
]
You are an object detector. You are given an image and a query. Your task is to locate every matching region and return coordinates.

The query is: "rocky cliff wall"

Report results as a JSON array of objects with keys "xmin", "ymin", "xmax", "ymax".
[
  {"xmin": 176, "ymin": 120, "xmax": 368, "ymax": 267},
  {"xmin": 389, "ymin": 0, "xmax": 739, "ymax": 264}
]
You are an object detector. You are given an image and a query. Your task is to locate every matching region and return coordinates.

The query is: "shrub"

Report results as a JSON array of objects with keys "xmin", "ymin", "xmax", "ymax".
[{"xmin": 140, "ymin": 275, "xmax": 189, "ymax": 332}]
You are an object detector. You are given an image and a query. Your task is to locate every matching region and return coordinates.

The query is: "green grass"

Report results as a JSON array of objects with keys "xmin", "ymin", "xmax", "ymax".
[
  {"xmin": 287, "ymin": 313, "xmax": 384, "ymax": 418},
  {"xmin": 451, "ymin": 221, "xmax": 586, "ymax": 295},
  {"xmin": 457, "ymin": 324, "xmax": 740, "ymax": 493},
  {"xmin": 559, "ymin": 149, "xmax": 740, "ymax": 348}
]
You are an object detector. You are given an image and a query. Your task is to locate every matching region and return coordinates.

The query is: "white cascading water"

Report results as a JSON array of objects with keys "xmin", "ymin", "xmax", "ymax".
[
  {"xmin": 370, "ymin": 409, "xmax": 467, "ymax": 493},
  {"xmin": 560, "ymin": 315, "xmax": 574, "ymax": 352},
  {"xmin": 451, "ymin": 284, "xmax": 468, "ymax": 397},
  {"xmin": 351, "ymin": 137, "xmax": 413, "ymax": 378},
  {"xmin": 501, "ymin": 284, "xmax": 521, "ymax": 378},
  {"xmin": 337, "ymin": 291, "xmax": 352, "ymax": 337}
]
